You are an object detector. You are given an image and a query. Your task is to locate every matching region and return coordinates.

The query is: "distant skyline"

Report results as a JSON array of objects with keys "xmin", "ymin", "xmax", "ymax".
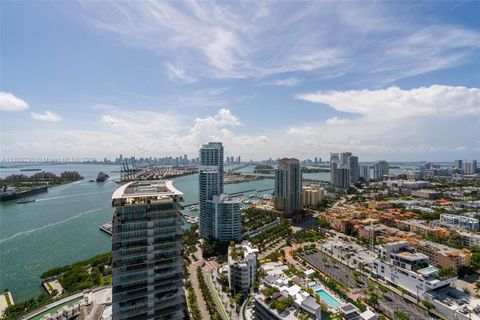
[{"xmin": 1, "ymin": 1, "xmax": 480, "ymax": 161}]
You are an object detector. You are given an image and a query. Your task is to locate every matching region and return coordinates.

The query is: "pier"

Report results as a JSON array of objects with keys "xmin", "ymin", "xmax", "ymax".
[{"xmin": 99, "ymin": 223, "xmax": 112, "ymax": 236}]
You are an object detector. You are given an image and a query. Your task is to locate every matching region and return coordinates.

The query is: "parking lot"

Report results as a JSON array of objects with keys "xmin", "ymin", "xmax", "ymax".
[{"xmin": 299, "ymin": 250, "xmax": 432, "ymax": 320}]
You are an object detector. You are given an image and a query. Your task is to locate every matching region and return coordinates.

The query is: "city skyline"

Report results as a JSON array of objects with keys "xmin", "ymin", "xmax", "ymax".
[{"xmin": 1, "ymin": 1, "xmax": 480, "ymax": 161}]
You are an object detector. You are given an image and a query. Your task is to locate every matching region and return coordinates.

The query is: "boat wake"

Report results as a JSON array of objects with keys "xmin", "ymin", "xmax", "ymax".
[
  {"xmin": 36, "ymin": 190, "xmax": 112, "ymax": 202},
  {"xmin": 0, "ymin": 206, "xmax": 109, "ymax": 244}
]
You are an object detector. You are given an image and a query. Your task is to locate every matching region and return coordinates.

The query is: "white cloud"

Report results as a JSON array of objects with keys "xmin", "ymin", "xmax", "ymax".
[
  {"xmin": 288, "ymin": 85, "xmax": 480, "ymax": 159},
  {"xmin": 165, "ymin": 63, "xmax": 196, "ymax": 83},
  {"xmin": 295, "ymin": 85, "xmax": 480, "ymax": 120},
  {"xmin": 76, "ymin": 2, "xmax": 480, "ymax": 84},
  {"xmin": 262, "ymin": 77, "xmax": 301, "ymax": 87},
  {"xmin": 325, "ymin": 116, "xmax": 351, "ymax": 125},
  {"xmin": 30, "ymin": 111, "xmax": 62, "ymax": 122},
  {"xmin": 101, "ymin": 115, "xmax": 125, "ymax": 125},
  {"xmin": 0, "ymin": 92, "xmax": 29, "ymax": 111}
]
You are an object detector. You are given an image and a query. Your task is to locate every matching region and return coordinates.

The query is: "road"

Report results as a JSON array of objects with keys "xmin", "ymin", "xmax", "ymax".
[{"xmin": 187, "ymin": 245, "xmax": 211, "ymax": 320}]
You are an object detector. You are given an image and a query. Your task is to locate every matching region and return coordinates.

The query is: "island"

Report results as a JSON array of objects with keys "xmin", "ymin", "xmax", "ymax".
[{"xmin": 0, "ymin": 171, "xmax": 83, "ymax": 202}]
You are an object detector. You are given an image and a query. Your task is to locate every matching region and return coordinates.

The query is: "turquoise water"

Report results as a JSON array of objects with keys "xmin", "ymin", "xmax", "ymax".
[
  {"xmin": 315, "ymin": 289, "xmax": 341, "ymax": 308},
  {"xmin": 0, "ymin": 164, "xmax": 276, "ymax": 302}
]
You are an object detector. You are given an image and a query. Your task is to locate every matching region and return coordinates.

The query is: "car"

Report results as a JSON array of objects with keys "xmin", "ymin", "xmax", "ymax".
[{"xmin": 384, "ymin": 296, "xmax": 393, "ymax": 302}]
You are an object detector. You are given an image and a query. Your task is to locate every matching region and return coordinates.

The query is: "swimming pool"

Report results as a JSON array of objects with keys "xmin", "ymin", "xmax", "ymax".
[{"xmin": 315, "ymin": 289, "xmax": 342, "ymax": 308}]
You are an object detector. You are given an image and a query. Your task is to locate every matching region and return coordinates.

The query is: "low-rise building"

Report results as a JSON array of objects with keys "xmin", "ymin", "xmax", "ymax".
[
  {"xmin": 411, "ymin": 189, "xmax": 441, "ymax": 199},
  {"xmin": 397, "ymin": 219, "xmax": 448, "ymax": 238},
  {"xmin": 439, "ymin": 214, "xmax": 479, "ymax": 231},
  {"xmin": 372, "ymin": 241, "xmax": 456, "ymax": 299},
  {"xmin": 459, "ymin": 232, "xmax": 480, "ymax": 248},
  {"xmin": 228, "ymin": 241, "xmax": 259, "ymax": 293},
  {"xmin": 411, "ymin": 240, "xmax": 471, "ymax": 271}
]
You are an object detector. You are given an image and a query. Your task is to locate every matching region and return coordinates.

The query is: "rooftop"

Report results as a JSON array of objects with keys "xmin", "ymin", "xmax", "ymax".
[{"xmin": 112, "ymin": 180, "xmax": 183, "ymax": 200}]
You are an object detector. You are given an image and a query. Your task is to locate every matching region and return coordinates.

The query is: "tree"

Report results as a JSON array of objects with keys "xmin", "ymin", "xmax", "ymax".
[
  {"xmin": 394, "ymin": 310, "xmax": 410, "ymax": 320},
  {"xmin": 422, "ymin": 300, "xmax": 435, "ymax": 312},
  {"xmin": 368, "ymin": 294, "xmax": 378, "ymax": 308},
  {"xmin": 233, "ymin": 293, "xmax": 243, "ymax": 305}
]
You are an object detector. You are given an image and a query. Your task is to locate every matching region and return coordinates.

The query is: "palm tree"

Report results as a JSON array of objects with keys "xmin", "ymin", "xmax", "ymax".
[{"xmin": 475, "ymin": 281, "xmax": 480, "ymax": 292}]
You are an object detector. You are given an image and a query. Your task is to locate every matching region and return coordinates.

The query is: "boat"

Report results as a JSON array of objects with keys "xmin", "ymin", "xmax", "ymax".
[
  {"xmin": 96, "ymin": 172, "xmax": 109, "ymax": 182},
  {"xmin": 0, "ymin": 186, "xmax": 48, "ymax": 202},
  {"xmin": 88, "ymin": 179, "xmax": 95, "ymax": 182},
  {"xmin": 20, "ymin": 168, "xmax": 41, "ymax": 172},
  {"xmin": 17, "ymin": 198, "xmax": 36, "ymax": 204}
]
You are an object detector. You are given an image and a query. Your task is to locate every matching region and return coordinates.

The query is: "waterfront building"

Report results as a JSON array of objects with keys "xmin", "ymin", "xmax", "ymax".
[
  {"xmin": 372, "ymin": 241, "xmax": 456, "ymax": 299},
  {"xmin": 347, "ymin": 155, "xmax": 359, "ymax": 185},
  {"xmin": 208, "ymin": 194, "xmax": 242, "ymax": 242},
  {"xmin": 340, "ymin": 152, "xmax": 352, "ymax": 167},
  {"xmin": 373, "ymin": 160, "xmax": 389, "ymax": 181},
  {"xmin": 360, "ymin": 165, "xmax": 370, "ymax": 182},
  {"xmin": 199, "ymin": 142, "xmax": 242, "ymax": 242},
  {"xmin": 336, "ymin": 167, "xmax": 350, "ymax": 189},
  {"xmin": 329, "ymin": 153, "xmax": 339, "ymax": 186},
  {"xmin": 274, "ymin": 158, "xmax": 302, "ymax": 216},
  {"xmin": 199, "ymin": 142, "xmax": 224, "ymax": 238},
  {"xmin": 111, "ymin": 180, "xmax": 185, "ymax": 320},
  {"xmin": 228, "ymin": 241, "xmax": 259, "ymax": 293}
]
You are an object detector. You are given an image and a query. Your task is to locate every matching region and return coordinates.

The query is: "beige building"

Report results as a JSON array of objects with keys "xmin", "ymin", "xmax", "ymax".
[
  {"xmin": 411, "ymin": 240, "xmax": 471, "ymax": 271},
  {"xmin": 301, "ymin": 185, "xmax": 324, "ymax": 207}
]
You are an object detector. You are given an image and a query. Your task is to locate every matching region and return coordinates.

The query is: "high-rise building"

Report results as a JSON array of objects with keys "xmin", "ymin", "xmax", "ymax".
[
  {"xmin": 347, "ymin": 155, "xmax": 359, "ymax": 185},
  {"xmin": 464, "ymin": 160, "xmax": 477, "ymax": 175},
  {"xmin": 207, "ymin": 194, "xmax": 242, "ymax": 242},
  {"xmin": 199, "ymin": 142, "xmax": 241, "ymax": 242},
  {"xmin": 274, "ymin": 158, "xmax": 302, "ymax": 216},
  {"xmin": 330, "ymin": 153, "xmax": 339, "ymax": 185},
  {"xmin": 360, "ymin": 164, "xmax": 370, "ymax": 182},
  {"xmin": 454, "ymin": 160, "xmax": 463, "ymax": 170},
  {"xmin": 340, "ymin": 152, "xmax": 352, "ymax": 167},
  {"xmin": 373, "ymin": 160, "xmax": 389, "ymax": 180},
  {"xmin": 111, "ymin": 181, "xmax": 185, "ymax": 320},
  {"xmin": 336, "ymin": 167, "xmax": 350, "ymax": 189},
  {"xmin": 302, "ymin": 185, "xmax": 325, "ymax": 207}
]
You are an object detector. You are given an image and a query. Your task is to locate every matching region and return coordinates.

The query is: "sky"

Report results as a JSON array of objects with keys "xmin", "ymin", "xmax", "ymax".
[{"xmin": 1, "ymin": 1, "xmax": 480, "ymax": 161}]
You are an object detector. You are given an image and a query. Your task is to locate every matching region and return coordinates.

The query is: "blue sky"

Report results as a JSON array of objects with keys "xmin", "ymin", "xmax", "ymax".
[{"xmin": 1, "ymin": 1, "xmax": 479, "ymax": 161}]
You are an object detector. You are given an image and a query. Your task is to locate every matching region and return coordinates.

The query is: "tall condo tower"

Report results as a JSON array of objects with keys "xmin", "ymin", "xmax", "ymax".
[
  {"xmin": 373, "ymin": 160, "xmax": 389, "ymax": 181},
  {"xmin": 330, "ymin": 153, "xmax": 339, "ymax": 185},
  {"xmin": 199, "ymin": 142, "xmax": 241, "ymax": 242},
  {"xmin": 347, "ymin": 155, "xmax": 359, "ymax": 185},
  {"xmin": 111, "ymin": 181, "xmax": 185, "ymax": 320},
  {"xmin": 274, "ymin": 158, "xmax": 302, "ymax": 216}
]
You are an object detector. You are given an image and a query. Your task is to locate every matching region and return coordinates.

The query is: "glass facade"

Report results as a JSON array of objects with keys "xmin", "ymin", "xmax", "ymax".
[{"xmin": 111, "ymin": 181, "xmax": 184, "ymax": 320}]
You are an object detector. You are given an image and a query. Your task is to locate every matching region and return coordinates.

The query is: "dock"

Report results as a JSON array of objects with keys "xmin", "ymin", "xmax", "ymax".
[{"xmin": 99, "ymin": 223, "xmax": 112, "ymax": 236}]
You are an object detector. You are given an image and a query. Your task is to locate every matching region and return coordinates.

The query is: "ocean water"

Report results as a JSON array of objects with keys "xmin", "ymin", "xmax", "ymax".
[
  {"xmin": 0, "ymin": 164, "xmax": 278, "ymax": 301},
  {"xmin": 0, "ymin": 162, "xmax": 414, "ymax": 301}
]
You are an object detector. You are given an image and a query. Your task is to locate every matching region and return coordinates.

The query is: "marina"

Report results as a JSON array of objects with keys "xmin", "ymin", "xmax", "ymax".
[{"xmin": 0, "ymin": 163, "xmax": 330, "ymax": 301}]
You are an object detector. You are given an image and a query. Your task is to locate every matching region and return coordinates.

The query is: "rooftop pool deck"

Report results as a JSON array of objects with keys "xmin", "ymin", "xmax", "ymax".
[
  {"xmin": 310, "ymin": 284, "xmax": 342, "ymax": 309},
  {"xmin": 315, "ymin": 289, "xmax": 342, "ymax": 308}
]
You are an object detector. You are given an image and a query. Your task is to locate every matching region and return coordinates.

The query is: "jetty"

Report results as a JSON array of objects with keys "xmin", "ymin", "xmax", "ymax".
[{"xmin": 99, "ymin": 223, "xmax": 112, "ymax": 236}]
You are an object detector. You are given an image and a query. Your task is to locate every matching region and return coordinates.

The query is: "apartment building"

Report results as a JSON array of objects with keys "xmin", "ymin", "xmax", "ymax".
[
  {"xmin": 111, "ymin": 180, "xmax": 185, "ymax": 320},
  {"xmin": 372, "ymin": 241, "xmax": 456, "ymax": 299},
  {"xmin": 439, "ymin": 214, "xmax": 479, "ymax": 232},
  {"xmin": 411, "ymin": 240, "xmax": 471, "ymax": 271},
  {"xmin": 228, "ymin": 241, "xmax": 259, "ymax": 293}
]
